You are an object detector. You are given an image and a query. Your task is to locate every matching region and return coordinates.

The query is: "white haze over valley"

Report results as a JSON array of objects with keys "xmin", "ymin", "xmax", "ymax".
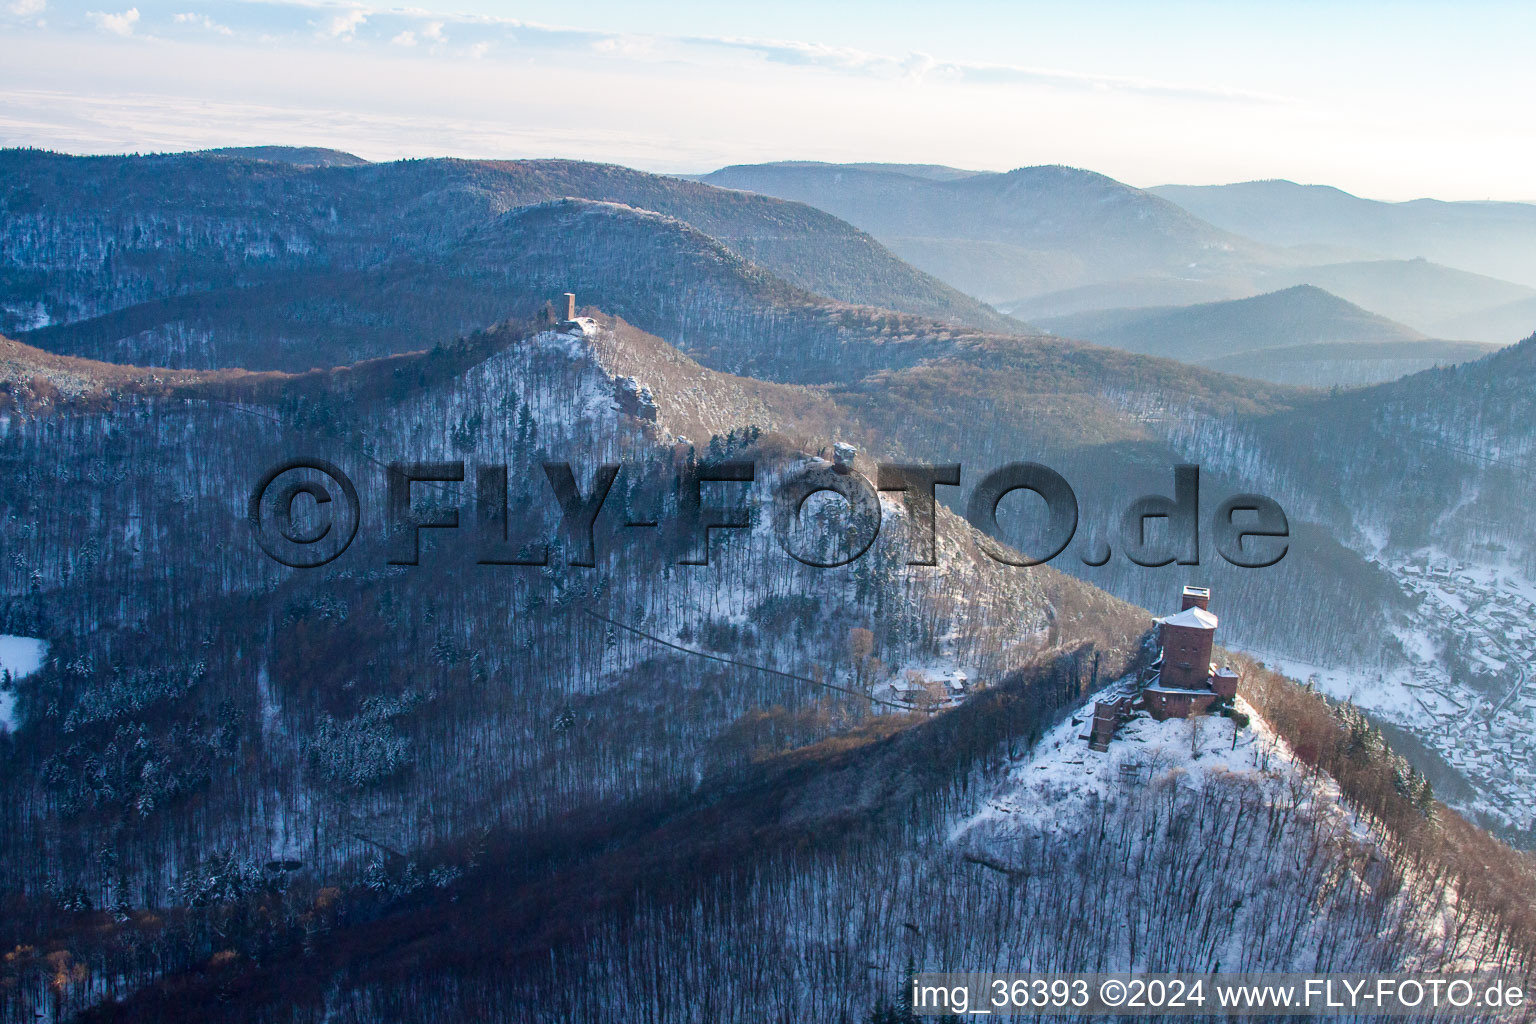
[{"xmin": 2, "ymin": 0, "xmax": 1536, "ymax": 200}]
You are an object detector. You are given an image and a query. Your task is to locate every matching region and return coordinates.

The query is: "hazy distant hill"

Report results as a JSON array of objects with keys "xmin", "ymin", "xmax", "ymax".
[
  {"xmin": 196, "ymin": 145, "xmax": 371, "ymax": 166},
  {"xmin": 1269, "ymin": 258, "xmax": 1536, "ymax": 341},
  {"xmin": 1002, "ymin": 275, "xmax": 1256, "ymax": 321},
  {"xmin": 728, "ymin": 160, "xmax": 988, "ymax": 182},
  {"xmin": 1034, "ymin": 284, "xmax": 1498, "ymax": 386},
  {"xmin": 1041, "ymin": 285, "xmax": 1422, "ymax": 358},
  {"xmin": 0, "ymin": 149, "xmax": 1014, "ymax": 336},
  {"xmin": 1010, "ymin": 258, "xmax": 1536, "ymax": 345},
  {"xmin": 1200, "ymin": 339, "xmax": 1501, "ymax": 388},
  {"xmin": 1433, "ymin": 294, "xmax": 1536, "ymax": 344},
  {"xmin": 1153, "ymin": 179, "xmax": 1536, "ymax": 289},
  {"xmin": 700, "ymin": 161, "xmax": 1275, "ymax": 302},
  {"xmin": 704, "ymin": 162, "xmax": 1536, "ymax": 342}
]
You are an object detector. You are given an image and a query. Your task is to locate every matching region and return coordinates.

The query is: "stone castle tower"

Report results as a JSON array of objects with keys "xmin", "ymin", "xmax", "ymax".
[
  {"xmin": 1142, "ymin": 585, "xmax": 1239, "ymax": 720},
  {"xmin": 1086, "ymin": 585, "xmax": 1241, "ymax": 750}
]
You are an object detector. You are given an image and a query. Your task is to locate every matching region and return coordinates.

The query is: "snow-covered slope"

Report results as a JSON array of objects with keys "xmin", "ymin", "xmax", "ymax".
[
  {"xmin": 955, "ymin": 686, "xmax": 1308, "ymax": 839},
  {"xmin": 946, "ymin": 685, "xmax": 1484, "ymax": 975}
]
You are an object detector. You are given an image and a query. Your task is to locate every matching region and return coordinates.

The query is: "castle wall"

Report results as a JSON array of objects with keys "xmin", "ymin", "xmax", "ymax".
[
  {"xmin": 1144, "ymin": 687, "xmax": 1219, "ymax": 721},
  {"xmin": 1158, "ymin": 622, "xmax": 1214, "ymax": 689}
]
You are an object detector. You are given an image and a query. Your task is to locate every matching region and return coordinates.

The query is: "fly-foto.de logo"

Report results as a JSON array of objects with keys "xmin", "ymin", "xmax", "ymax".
[{"xmin": 249, "ymin": 458, "xmax": 1289, "ymax": 571}]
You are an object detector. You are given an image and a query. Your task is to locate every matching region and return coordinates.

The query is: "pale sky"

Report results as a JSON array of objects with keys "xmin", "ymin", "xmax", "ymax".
[{"xmin": 2, "ymin": 0, "xmax": 1533, "ymax": 201}]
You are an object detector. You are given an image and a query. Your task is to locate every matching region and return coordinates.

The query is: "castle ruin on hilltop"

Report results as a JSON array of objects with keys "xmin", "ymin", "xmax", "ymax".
[
  {"xmin": 554, "ymin": 291, "xmax": 599, "ymax": 337},
  {"xmin": 1085, "ymin": 585, "xmax": 1241, "ymax": 751}
]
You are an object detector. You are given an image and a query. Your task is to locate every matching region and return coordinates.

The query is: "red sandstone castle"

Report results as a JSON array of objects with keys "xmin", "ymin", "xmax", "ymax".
[
  {"xmin": 1086, "ymin": 585, "xmax": 1240, "ymax": 751},
  {"xmin": 1143, "ymin": 585, "xmax": 1239, "ymax": 720}
]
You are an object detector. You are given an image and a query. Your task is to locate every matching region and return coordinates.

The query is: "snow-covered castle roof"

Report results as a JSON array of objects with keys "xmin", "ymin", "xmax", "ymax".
[{"xmin": 1160, "ymin": 606, "xmax": 1219, "ymax": 630}]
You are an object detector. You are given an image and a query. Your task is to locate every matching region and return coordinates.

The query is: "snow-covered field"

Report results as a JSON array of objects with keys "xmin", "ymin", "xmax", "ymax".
[{"xmin": 0, "ymin": 634, "xmax": 47, "ymax": 732}]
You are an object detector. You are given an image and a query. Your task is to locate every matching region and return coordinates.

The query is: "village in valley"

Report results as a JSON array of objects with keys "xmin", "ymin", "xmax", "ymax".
[{"xmin": 1362, "ymin": 555, "xmax": 1536, "ymax": 830}]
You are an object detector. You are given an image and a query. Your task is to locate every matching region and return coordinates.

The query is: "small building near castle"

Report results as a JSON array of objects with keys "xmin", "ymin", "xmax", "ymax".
[{"xmin": 1086, "ymin": 690, "xmax": 1136, "ymax": 752}]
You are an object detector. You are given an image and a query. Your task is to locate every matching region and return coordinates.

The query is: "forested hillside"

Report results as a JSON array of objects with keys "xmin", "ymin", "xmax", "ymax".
[
  {"xmin": 0, "ymin": 150, "xmax": 1014, "ymax": 338},
  {"xmin": 5, "ymin": 148, "xmax": 1536, "ymax": 1020},
  {"xmin": 0, "ymin": 152, "xmax": 1422, "ymax": 681},
  {"xmin": 1172, "ymin": 334, "xmax": 1536, "ymax": 578},
  {"xmin": 1, "ymin": 318, "xmax": 1530, "ymax": 1021},
  {"xmin": 0, "ymin": 314, "xmax": 1142, "ymax": 1017}
]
